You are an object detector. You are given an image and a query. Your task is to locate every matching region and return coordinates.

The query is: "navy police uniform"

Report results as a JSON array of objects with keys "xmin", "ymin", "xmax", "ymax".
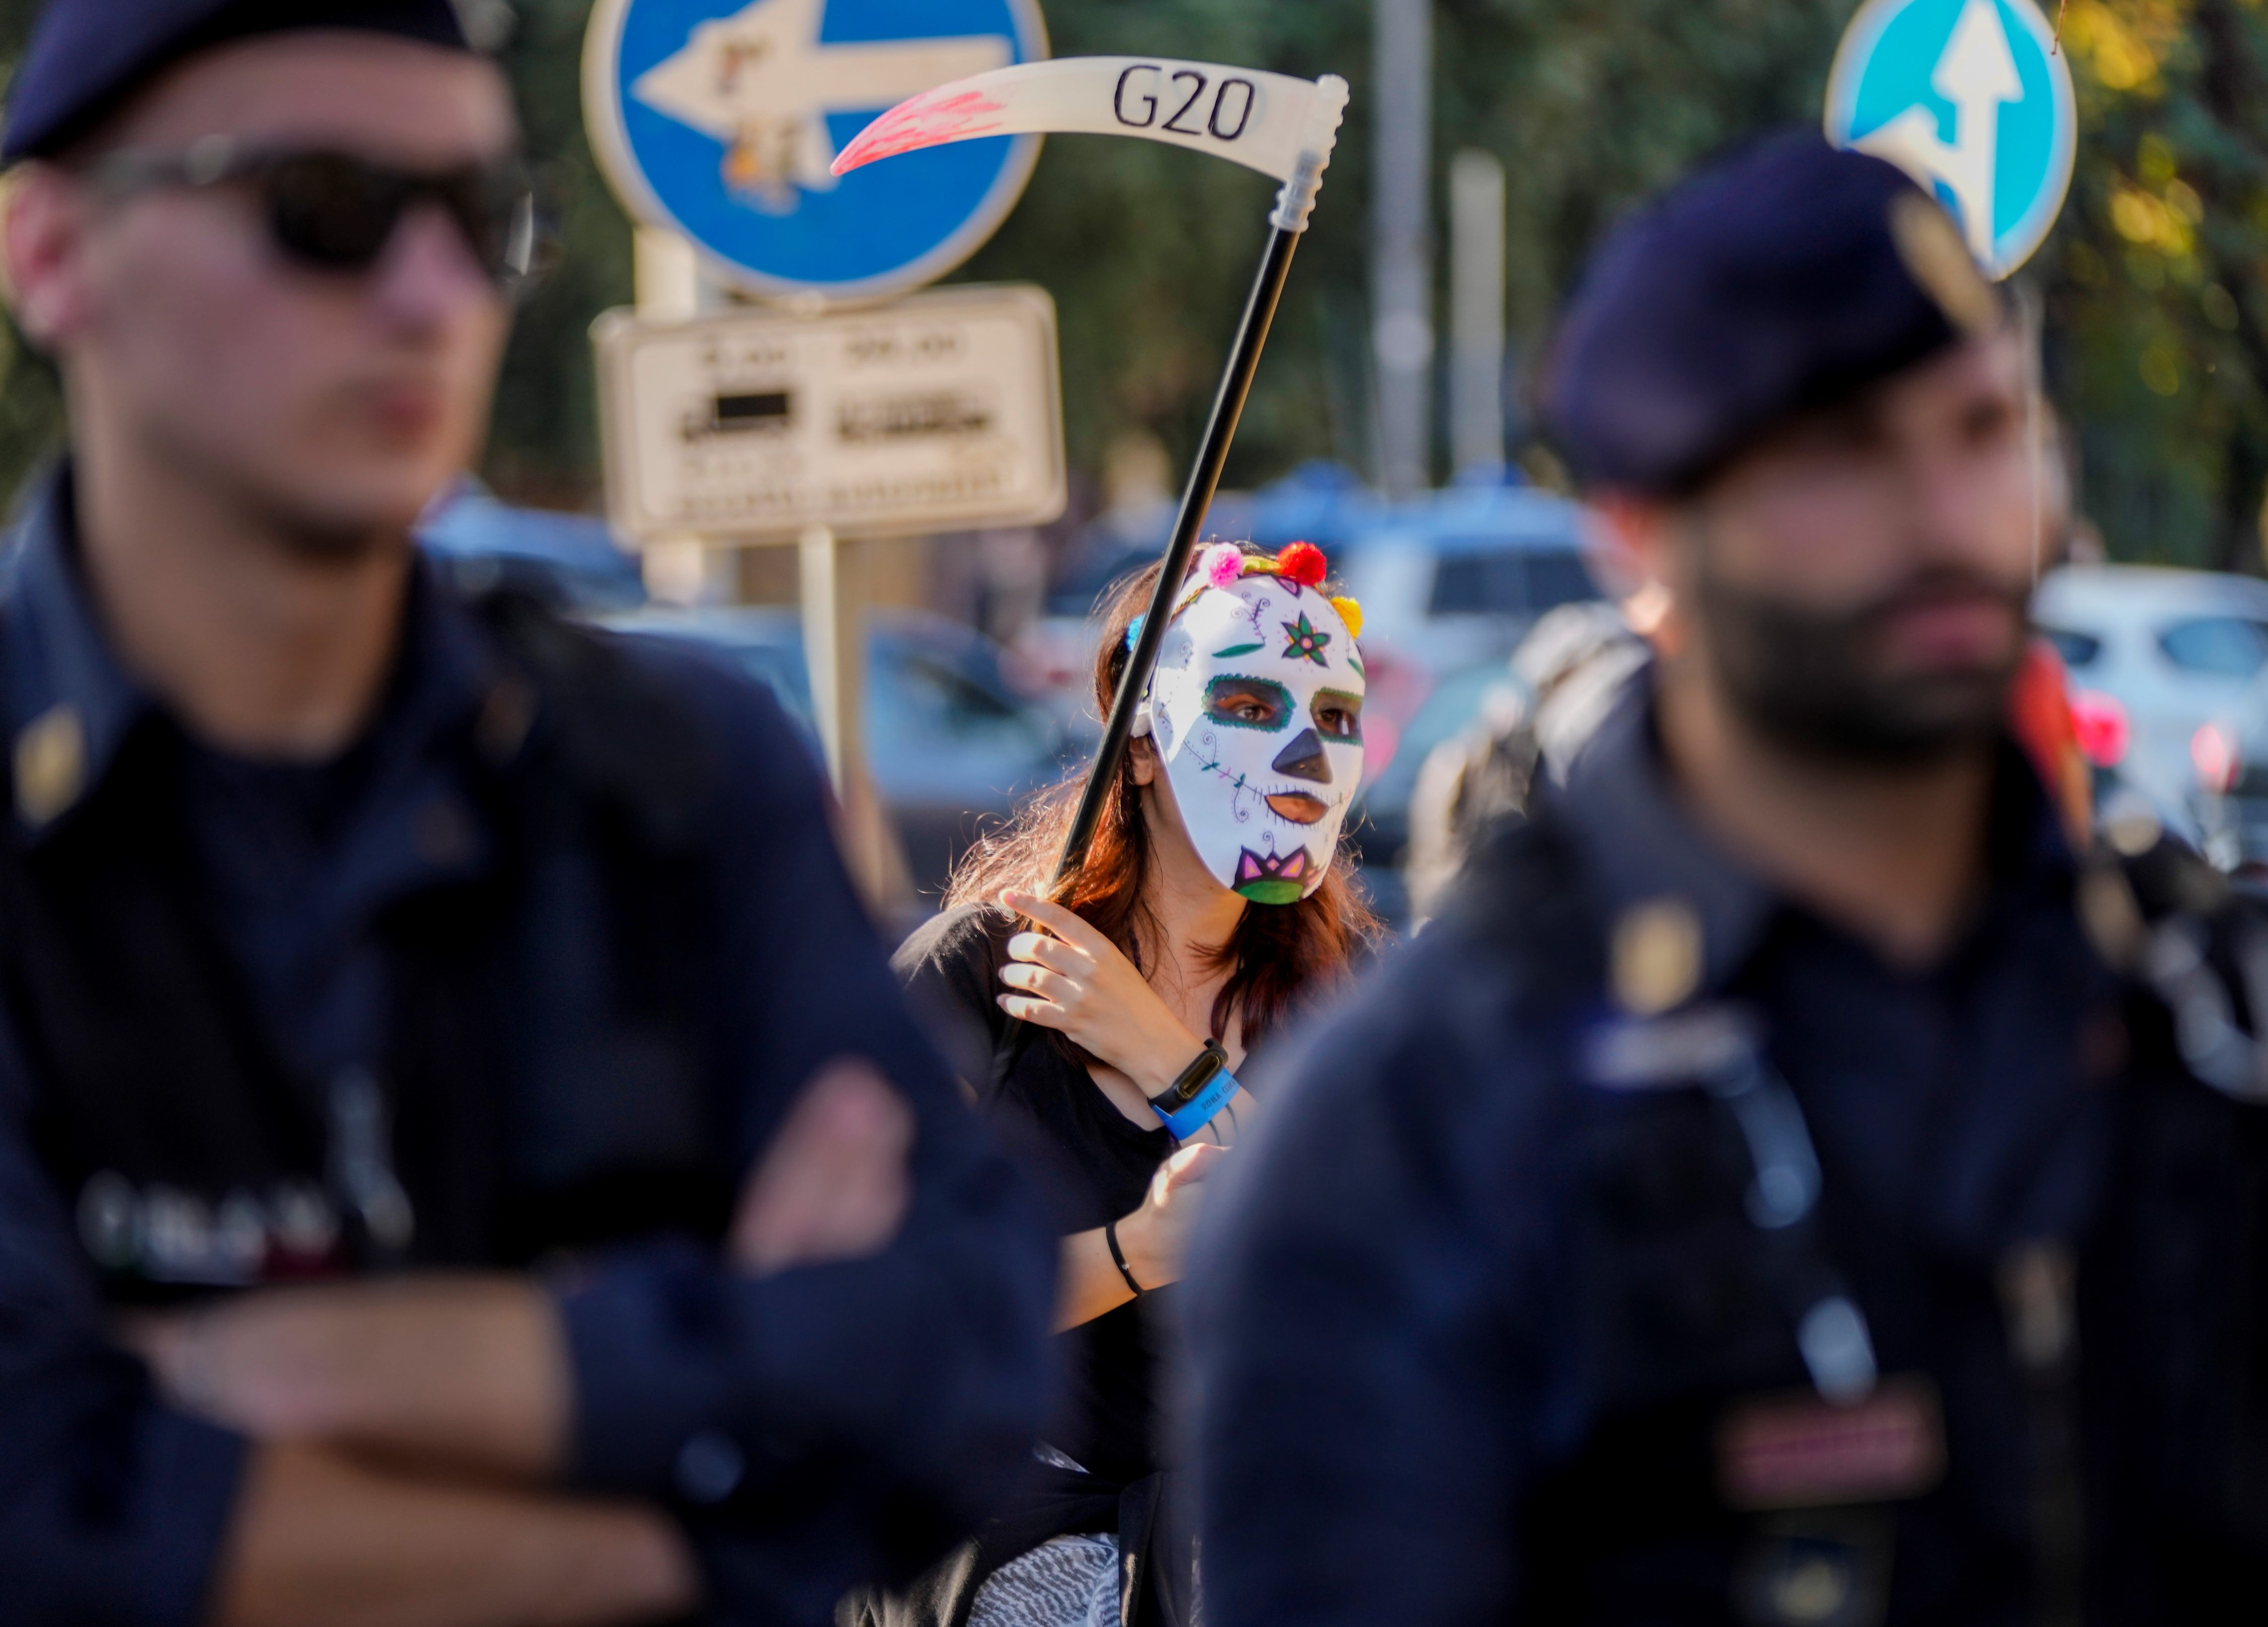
[
  {"xmin": 0, "ymin": 461, "xmax": 1055, "ymax": 1623},
  {"xmin": 1187, "ymin": 137, "xmax": 2268, "ymax": 1624},
  {"xmin": 0, "ymin": 10, "xmax": 1053, "ymax": 1621},
  {"xmin": 0, "ymin": 0, "xmax": 1052, "ymax": 1613},
  {"xmin": 0, "ymin": 455, "xmax": 1057, "ymax": 1620}
]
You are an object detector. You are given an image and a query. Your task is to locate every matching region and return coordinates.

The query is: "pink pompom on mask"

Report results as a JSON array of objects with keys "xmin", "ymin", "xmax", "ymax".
[{"xmin": 1200, "ymin": 544, "xmax": 1246, "ymax": 590}]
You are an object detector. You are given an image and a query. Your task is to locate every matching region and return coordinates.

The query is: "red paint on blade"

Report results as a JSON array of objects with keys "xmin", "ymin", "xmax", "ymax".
[{"xmin": 833, "ymin": 90, "xmax": 1007, "ymax": 174}]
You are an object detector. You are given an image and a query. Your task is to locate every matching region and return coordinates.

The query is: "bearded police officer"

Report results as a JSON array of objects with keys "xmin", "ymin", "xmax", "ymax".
[
  {"xmin": 0, "ymin": 4, "xmax": 1054, "ymax": 1623},
  {"xmin": 1189, "ymin": 133, "xmax": 2268, "ymax": 1623}
]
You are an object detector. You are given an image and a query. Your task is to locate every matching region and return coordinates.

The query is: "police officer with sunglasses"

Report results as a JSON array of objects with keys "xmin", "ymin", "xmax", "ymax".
[
  {"xmin": 0, "ymin": 4, "xmax": 1054, "ymax": 1624},
  {"xmin": 1188, "ymin": 135, "xmax": 2268, "ymax": 1623}
]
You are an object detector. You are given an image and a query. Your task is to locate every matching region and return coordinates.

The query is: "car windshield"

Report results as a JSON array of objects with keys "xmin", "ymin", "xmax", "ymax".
[
  {"xmin": 2159, "ymin": 616, "xmax": 2268, "ymax": 679},
  {"xmin": 1427, "ymin": 546, "xmax": 1598, "ymax": 619},
  {"xmin": 871, "ymin": 648, "xmax": 1051, "ymax": 759},
  {"xmin": 2039, "ymin": 626, "xmax": 2103, "ymax": 670},
  {"xmin": 625, "ymin": 624, "xmax": 1051, "ymax": 765},
  {"xmin": 730, "ymin": 642, "xmax": 815, "ymax": 716},
  {"xmin": 1363, "ymin": 663, "xmax": 1526, "ymax": 812}
]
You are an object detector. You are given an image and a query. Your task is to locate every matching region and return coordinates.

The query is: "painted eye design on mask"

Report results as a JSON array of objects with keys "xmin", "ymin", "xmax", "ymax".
[
  {"xmin": 1204, "ymin": 675, "xmax": 1294, "ymax": 732},
  {"xmin": 1311, "ymin": 688, "xmax": 1363, "ymax": 745}
]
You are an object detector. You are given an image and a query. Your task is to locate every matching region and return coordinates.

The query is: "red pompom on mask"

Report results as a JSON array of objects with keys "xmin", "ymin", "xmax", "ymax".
[{"xmin": 1277, "ymin": 541, "xmax": 1328, "ymax": 589}]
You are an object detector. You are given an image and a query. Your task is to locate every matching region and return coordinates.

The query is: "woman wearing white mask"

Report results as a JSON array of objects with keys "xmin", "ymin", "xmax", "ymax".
[{"xmin": 870, "ymin": 541, "xmax": 1378, "ymax": 1627}]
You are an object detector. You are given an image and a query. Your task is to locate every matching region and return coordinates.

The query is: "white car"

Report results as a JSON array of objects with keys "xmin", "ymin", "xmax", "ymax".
[
  {"xmin": 2032, "ymin": 564, "xmax": 2268, "ymax": 855},
  {"xmin": 1334, "ymin": 484, "xmax": 1597, "ymax": 677}
]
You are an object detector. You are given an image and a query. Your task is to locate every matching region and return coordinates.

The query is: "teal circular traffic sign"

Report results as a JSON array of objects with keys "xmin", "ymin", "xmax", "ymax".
[
  {"xmin": 1825, "ymin": 0, "xmax": 2076, "ymax": 279},
  {"xmin": 584, "ymin": 0, "xmax": 1049, "ymax": 303}
]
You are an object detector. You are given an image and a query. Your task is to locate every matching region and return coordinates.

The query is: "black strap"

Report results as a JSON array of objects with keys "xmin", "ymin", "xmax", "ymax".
[
  {"xmin": 1999, "ymin": 1240, "xmax": 2083, "ymax": 1627},
  {"xmin": 1105, "ymin": 1217, "xmax": 1145, "ymax": 1298},
  {"xmin": 1460, "ymin": 809, "xmax": 1874, "ymax": 1400}
]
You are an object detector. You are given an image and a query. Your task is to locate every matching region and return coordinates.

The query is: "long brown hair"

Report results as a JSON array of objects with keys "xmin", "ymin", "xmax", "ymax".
[{"xmin": 948, "ymin": 543, "xmax": 1382, "ymax": 1049}]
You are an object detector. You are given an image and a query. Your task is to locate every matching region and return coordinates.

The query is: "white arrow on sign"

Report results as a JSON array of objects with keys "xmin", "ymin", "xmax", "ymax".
[
  {"xmin": 1852, "ymin": 0, "xmax": 2023, "ymax": 262},
  {"xmin": 632, "ymin": 0, "xmax": 1014, "ymax": 213}
]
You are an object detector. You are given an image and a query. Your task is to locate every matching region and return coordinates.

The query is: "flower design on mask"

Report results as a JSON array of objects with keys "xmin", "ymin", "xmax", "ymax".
[
  {"xmin": 1280, "ymin": 612, "xmax": 1332, "ymax": 668},
  {"xmin": 1233, "ymin": 846, "xmax": 1314, "ymax": 905}
]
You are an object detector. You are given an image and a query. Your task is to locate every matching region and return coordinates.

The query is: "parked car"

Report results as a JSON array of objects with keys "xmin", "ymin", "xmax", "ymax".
[
  {"xmin": 1333, "ymin": 482, "xmax": 1597, "ymax": 679},
  {"xmin": 1045, "ymin": 461, "xmax": 1389, "ymax": 625},
  {"xmin": 418, "ymin": 479, "xmax": 646, "ymax": 612},
  {"xmin": 601, "ymin": 605, "xmax": 1072, "ymax": 900},
  {"xmin": 1343, "ymin": 660, "xmax": 1529, "ymax": 926},
  {"xmin": 1025, "ymin": 462, "xmax": 1392, "ymax": 722},
  {"xmin": 2033, "ymin": 563, "xmax": 2268, "ymax": 868}
]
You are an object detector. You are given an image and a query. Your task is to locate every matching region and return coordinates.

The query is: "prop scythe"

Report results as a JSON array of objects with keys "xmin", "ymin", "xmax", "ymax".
[{"xmin": 838, "ymin": 58, "xmax": 1350, "ymax": 888}]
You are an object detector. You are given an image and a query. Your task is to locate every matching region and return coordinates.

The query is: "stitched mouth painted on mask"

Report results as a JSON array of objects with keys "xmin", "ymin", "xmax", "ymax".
[{"xmin": 1265, "ymin": 792, "xmax": 1331, "ymax": 825}]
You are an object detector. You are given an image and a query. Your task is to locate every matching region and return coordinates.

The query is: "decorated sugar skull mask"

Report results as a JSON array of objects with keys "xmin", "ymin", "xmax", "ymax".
[{"xmin": 1137, "ymin": 544, "xmax": 1366, "ymax": 904}]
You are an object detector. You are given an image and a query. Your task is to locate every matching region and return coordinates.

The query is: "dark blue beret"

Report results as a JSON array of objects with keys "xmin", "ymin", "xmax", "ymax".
[
  {"xmin": 4, "ymin": 0, "xmax": 471, "ymax": 163},
  {"xmin": 1541, "ymin": 131, "xmax": 2003, "ymax": 496}
]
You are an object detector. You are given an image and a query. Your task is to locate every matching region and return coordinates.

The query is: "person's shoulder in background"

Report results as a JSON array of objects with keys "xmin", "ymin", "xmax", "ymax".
[
  {"xmin": 893, "ymin": 901, "xmax": 1019, "ymax": 1098},
  {"xmin": 894, "ymin": 900, "xmax": 1014, "ymax": 989},
  {"xmin": 593, "ymin": 624, "xmax": 831, "ymax": 817}
]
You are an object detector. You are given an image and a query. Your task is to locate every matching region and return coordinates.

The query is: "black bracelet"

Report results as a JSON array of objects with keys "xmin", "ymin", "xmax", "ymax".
[{"xmin": 1105, "ymin": 1217, "xmax": 1146, "ymax": 1298}]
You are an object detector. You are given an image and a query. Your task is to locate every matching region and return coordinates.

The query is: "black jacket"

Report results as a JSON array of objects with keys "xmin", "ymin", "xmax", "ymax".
[
  {"xmin": 0, "ymin": 472, "xmax": 1057, "ymax": 1626},
  {"xmin": 1190, "ymin": 675, "xmax": 2268, "ymax": 1625}
]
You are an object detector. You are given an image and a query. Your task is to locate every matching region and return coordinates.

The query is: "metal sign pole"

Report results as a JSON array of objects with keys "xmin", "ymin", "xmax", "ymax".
[
  {"xmin": 799, "ymin": 522, "xmax": 897, "ymax": 906},
  {"xmin": 1051, "ymin": 220, "xmax": 1304, "ymax": 888},
  {"xmin": 799, "ymin": 524, "xmax": 857, "ymax": 791}
]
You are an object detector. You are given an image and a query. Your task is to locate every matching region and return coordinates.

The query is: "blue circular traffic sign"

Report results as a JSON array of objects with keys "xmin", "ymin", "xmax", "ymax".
[
  {"xmin": 1825, "ymin": 0, "xmax": 2075, "ymax": 279},
  {"xmin": 585, "ymin": 0, "xmax": 1049, "ymax": 303}
]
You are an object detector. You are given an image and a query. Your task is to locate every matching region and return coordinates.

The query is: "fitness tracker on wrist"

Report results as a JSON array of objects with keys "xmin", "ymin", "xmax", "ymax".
[{"xmin": 1148, "ymin": 1040, "xmax": 1241, "ymax": 1140}]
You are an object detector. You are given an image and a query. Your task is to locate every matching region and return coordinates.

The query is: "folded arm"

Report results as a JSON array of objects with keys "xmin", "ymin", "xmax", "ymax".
[
  {"xmin": 126, "ymin": 1059, "xmax": 919, "ymax": 1490},
  {"xmin": 0, "ymin": 1094, "xmax": 697, "ymax": 1627},
  {"xmin": 211, "ymin": 1445, "xmax": 693, "ymax": 1627},
  {"xmin": 139, "ymin": 676, "xmax": 1060, "ymax": 1621}
]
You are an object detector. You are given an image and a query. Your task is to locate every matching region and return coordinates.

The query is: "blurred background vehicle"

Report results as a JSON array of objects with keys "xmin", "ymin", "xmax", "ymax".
[
  {"xmin": 1019, "ymin": 461, "xmax": 1390, "ymax": 725},
  {"xmin": 602, "ymin": 605, "xmax": 1074, "ymax": 900},
  {"xmin": 1345, "ymin": 660, "xmax": 1525, "ymax": 924},
  {"xmin": 418, "ymin": 478, "xmax": 647, "ymax": 612},
  {"xmin": 2035, "ymin": 564, "xmax": 2268, "ymax": 873},
  {"xmin": 1332, "ymin": 479, "xmax": 1593, "ymax": 677},
  {"xmin": 418, "ymin": 484, "xmax": 1075, "ymax": 907},
  {"xmin": 1333, "ymin": 481, "xmax": 1598, "ymax": 921}
]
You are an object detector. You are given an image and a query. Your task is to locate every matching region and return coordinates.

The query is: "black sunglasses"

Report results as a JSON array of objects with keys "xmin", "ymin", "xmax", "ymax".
[{"xmin": 91, "ymin": 137, "xmax": 546, "ymax": 291}]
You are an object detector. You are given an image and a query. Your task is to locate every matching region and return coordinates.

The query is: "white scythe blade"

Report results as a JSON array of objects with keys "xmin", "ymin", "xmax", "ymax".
[{"xmin": 833, "ymin": 56, "xmax": 1348, "ymax": 198}]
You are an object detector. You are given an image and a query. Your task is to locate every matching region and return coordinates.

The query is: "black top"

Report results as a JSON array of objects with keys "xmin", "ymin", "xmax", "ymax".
[{"xmin": 896, "ymin": 903, "xmax": 1178, "ymax": 1489}]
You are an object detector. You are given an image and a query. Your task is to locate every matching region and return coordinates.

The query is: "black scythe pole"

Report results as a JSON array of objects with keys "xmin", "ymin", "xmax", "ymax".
[{"xmin": 1050, "ymin": 220, "xmax": 1304, "ymax": 887}]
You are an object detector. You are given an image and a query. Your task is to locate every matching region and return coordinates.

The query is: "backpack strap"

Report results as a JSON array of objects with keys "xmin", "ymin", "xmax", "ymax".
[
  {"xmin": 1455, "ymin": 808, "xmax": 1881, "ymax": 1402},
  {"xmin": 2080, "ymin": 827, "xmax": 2268, "ymax": 1102}
]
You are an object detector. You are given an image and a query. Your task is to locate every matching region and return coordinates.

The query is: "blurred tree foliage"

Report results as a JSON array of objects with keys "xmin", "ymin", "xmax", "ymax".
[{"xmin": 0, "ymin": 0, "xmax": 2261, "ymax": 568}]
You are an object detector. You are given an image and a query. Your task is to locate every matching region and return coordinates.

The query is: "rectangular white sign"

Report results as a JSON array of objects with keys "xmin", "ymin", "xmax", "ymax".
[{"xmin": 594, "ymin": 284, "xmax": 1067, "ymax": 543}]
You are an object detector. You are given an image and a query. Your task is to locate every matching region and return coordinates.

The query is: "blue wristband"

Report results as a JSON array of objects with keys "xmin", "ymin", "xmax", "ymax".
[{"xmin": 1149, "ymin": 1044, "xmax": 1241, "ymax": 1140}]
